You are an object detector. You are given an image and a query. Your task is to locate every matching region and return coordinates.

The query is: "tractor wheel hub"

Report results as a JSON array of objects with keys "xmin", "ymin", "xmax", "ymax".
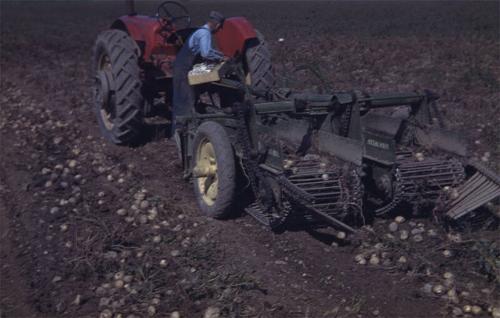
[{"xmin": 95, "ymin": 70, "xmax": 115, "ymax": 129}]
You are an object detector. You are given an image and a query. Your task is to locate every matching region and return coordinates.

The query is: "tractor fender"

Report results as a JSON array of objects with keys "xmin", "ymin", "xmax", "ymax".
[
  {"xmin": 111, "ymin": 15, "xmax": 162, "ymax": 59},
  {"xmin": 215, "ymin": 17, "xmax": 257, "ymax": 58}
]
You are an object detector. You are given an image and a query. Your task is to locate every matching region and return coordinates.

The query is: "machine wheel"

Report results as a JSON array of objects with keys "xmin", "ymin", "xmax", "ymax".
[
  {"xmin": 245, "ymin": 30, "xmax": 275, "ymax": 92},
  {"xmin": 192, "ymin": 121, "xmax": 236, "ymax": 219},
  {"xmin": 93, "ymin": 29, "xmax": 144, "ymax": 145}
]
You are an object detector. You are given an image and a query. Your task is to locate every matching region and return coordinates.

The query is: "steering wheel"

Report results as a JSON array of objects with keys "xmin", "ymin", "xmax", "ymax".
[{"xmin": 157, "ymin": 1, "xmax": 191, "ymax": 30}]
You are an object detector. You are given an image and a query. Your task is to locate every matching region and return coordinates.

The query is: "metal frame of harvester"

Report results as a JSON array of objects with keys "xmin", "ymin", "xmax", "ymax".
[{"xmin": 93, "ymin": 1, "xmax": 500, "ymax": 234}]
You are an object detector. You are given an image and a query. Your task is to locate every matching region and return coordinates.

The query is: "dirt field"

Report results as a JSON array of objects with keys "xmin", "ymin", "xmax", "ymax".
[{"xmin": 1, "ymin": 1, "xmax": 499, "ymax": 318}]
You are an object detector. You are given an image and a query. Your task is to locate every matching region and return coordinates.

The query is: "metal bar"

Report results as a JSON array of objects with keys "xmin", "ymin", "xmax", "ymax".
[
  {"xmin": 448, "ymin": 189, "xmax": 500, "ymax": 219},
  {"xmin": 399, "ymin": 161, "xmax": 446, "ymax": 168},
  {"xmin": 310, "ymin": 192, "xmax": 342, "ymax": 197},
  {"xmin": 399, "ymin": 166, "xmax": 460, "ymax": 173},
  {"xmin": 447, "ymin": 182, "xmax": 496, "ymax": 213},
  {"xmin": 193, "ymin": 113, "xmax": 234, "ymax": 119},
  {"xmin": 259, "ymin": 164, "xmax": 282, "ymax": 175},
  {"xmin": 289, "ymin": 174, "xmax": 336, "ymax": 181},
  {"xmin": 314, "ymin": 202, "xmax": 343, "ymax": 207},
  {"xmin": 448, "ymin": 183, "xmax": 498, "ymax": 212},
  {"xmin": 301, "ymin": 188, "xmax": 340, "ymax": 194},
  {"xmin": 357, "ymin": 92, "xmax": 426, "ymax": 108},
  {"xmin": 308, "ymin": 206, "xmax": 356, "ymax": 233},
  {"xmin": 448, "ymin": 175, "xmax": 486, "ymax": 206},
  {"xmin": 401, "ymin": 178, "xmax": 465, "ymax": 187},
  {"xmin": 293, "ymin": 180, "xmax": 339, "ymax": 186},
  {"xmin": 452, "ymin": 175, "xmax": 484, "ymax": 200},
  {"xmin": 399, "ymin": 171, "xmax": 465, "ymax": 179},
  {"xmin": 254, "ymin": 101, "xmax": 296, "ymax": 114}
]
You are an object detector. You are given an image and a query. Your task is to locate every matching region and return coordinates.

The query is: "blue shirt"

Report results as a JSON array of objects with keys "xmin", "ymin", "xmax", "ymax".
[{"xmin": 188, "ymin": 24, "xmax": 224, "ymax": 61}]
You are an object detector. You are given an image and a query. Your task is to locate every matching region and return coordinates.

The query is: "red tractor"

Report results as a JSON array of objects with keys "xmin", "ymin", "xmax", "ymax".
[{"xmin": 93, "ymin": 0, "xmax": 274, "ymax": 144}]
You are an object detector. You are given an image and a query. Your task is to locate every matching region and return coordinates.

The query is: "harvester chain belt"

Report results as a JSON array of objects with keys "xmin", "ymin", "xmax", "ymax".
[
  {"xmin": 375, "ymin": 168, "xmax": 404, "ymax": 216},
  {"xmin": 277, "ymin": 173, "xmax": 358, "ymax": 233},
  {"xmin": 376, "ymin": 157, "xmax": 465, "ymax": 216},
  {"xmin": 235, "ymin": 105, "xmax": 290, "ymax": 229},
  {"xmin": 340, "ymin": 104, "xmax": 353, "ymax": 137},
  {"xmin": 235, "ymin": 103, "xmax": 362, "ymax": 231}
]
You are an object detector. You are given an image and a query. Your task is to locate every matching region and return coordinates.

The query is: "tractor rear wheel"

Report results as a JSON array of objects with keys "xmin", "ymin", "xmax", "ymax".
[
  {"xmin": 192, "ymin": 121, "xmax": 236, "ymax": 219},
  {"xmin": 245, "ymin": 30, "xmax": 275, "ymax": 92},
  {"xmin": 93, "ymin": 29, "xmax": 144, "ymax": 145}
]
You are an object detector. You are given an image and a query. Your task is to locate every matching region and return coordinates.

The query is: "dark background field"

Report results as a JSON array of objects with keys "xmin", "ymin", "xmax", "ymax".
[{"xmin": 1, "ymin": 1, "xmax": 499, "ymax": 318}]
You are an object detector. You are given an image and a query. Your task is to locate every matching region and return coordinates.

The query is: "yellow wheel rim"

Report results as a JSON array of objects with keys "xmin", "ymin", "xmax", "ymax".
[{"xmin": 194, "ymin": 139, "xmax": 218, "ymax": 206}]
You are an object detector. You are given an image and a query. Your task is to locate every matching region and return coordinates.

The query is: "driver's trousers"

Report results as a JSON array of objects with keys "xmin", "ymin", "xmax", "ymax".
[{"xmin": 172, "ymin": 42, "xmax": 197, "ymax": 134}]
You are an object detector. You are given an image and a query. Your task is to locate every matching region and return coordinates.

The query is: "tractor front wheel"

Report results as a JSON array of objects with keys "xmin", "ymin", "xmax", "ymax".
[
  {"xmin": 93, "ymin": 29, "xmax": 144, "ymax": 145},
  {"xmin": 192, "ymin": 121, "xmax": 236, "ymax": 219}
]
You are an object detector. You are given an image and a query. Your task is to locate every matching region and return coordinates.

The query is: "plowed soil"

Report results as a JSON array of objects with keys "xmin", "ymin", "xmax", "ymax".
[{"xmin": 1, "ymin": 1, "xmax": 499, "ymax": 318}]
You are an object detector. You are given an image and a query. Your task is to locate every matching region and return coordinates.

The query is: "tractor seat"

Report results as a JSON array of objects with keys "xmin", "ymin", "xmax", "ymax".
[{"xmin": 168, "ymin": 28, "xmax": 198, "ymax": 45}]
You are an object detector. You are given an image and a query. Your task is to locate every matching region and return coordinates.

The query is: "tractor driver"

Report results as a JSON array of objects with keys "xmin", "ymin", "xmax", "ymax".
[{"xmin": 172, "ymin": 11, "xmax": 226, "ymax": 136}]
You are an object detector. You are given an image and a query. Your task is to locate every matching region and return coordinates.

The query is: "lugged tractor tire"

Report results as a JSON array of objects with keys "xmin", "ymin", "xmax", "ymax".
[
  {"xmin": 245, "ymin": 30, "xmax": 275, "ymax": 92},
  {"xmin": 93, "ymin": 29, "xmax": 144, "ymax": 145},
  {"xmin": 192, "ymin": 121, "xmax": 236, "ymax": 219}
]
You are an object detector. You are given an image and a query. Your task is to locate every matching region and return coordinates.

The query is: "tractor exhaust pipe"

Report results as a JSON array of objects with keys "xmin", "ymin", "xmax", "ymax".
[{"xmin": 126, "ymin": 0, "xmax": 137, "ymax": 16}]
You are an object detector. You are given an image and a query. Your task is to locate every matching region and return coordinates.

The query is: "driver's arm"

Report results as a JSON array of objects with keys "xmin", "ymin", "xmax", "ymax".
[{"xmin": 198, "ymin": 30, "xmax": 223, "ymax": 61}]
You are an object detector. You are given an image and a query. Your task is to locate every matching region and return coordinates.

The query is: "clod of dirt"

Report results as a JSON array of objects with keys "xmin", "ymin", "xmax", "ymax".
[
  {"xmin": 463, "ymin": 305, "xmax": 472, "ymax": 313},
  {"xmin": 204, "ymin": 306, "xmax": 221, "ymax": 318},
  {"xmin": 114, "ymin": 280, "xmax": 124, "ymax": 289},
  {"xmin": 140, "ymin": 200, "xmax": 149, "ymax": 209},
  {"xmin": 148, "ymin": 208, "xmax": 158, "ymax": 220},
  {"xmin": 68, "ymin": 160, "xmax": 77, "ymax": 168},
  {"xmin": 447, "ymin": 289, "xmax": 459, "ymax": 304},
  {"xmin": 147, "ymin": 305, "xmax": 157, "ymax": 316},
  {"xmin": 99, "ymin": 309, "xmax": 112, "ymax": 318},
  {"xmin": 99, "ymin": 297, "xmax": 110, "ymax": 308},
  {"xmin": 151, "ymin": 298, "xmax": 160, "ymax": 306},
  {"xmin": 395, "ymin": 216, "xmax": 406, "ymax": 224},
  {"xmin": 125, "ymin": 216, "xmax": 134, "ymax": 223},
  {"xmin": 388, "ymin": 222, "xmax": 398, "ymax": 232},
  {"xmin": 443, "ymin": 249, "xmax": 453, "ymax": 258},
  {"xmin": 443, "ymin": 272, "xmax": 454, "ymax": 280},
  {"xmin": 452, "ymin": 307, "xmax": 463, "ymax": 316},
  {"xmin": 52, "ymin": 276, "xmax": 62, "ymax": 283},
  {"xmin": 170, "ymin": 311, "xmax": 181, "ymax": 318},
  {"xmin": 415, "ymin": 152, "xmax": 425, "ymax": 161},
  {"xmin": 171, "ymin": 250, "xmax": 180, "ymax": 257},
  {"xmin": 354, "ymin": 254, "xmax": 366, "ymax": 265},
  {"xmin": 427, "ymin": 229, "xmax": 438, "ymax": 237},
  {"xmin": 400, "ymin": 230, "xmax": 409, "ymax": 240},
  {"xmin": 432, "ymin": 284, "xmax": 445, "ymax": 295},
  {"xmin": 411, "ymin": 227, "xmax": 424, "ymax": 235},
  {"xmin": 369, "ymin": 254, "xmax": 380, "ymax": 265},
  {"xmin": 397, "ymin": 256, "xmax": 407, "ymax": 264},
  {"xmin": 123, "ymin": 275, "xmax": 133, "ymax": 283},
  {"xmin": 139, "ymin": 215, "xmax": 148, "ymax": 224},
  {"xmin": 492, "ymin": 307, "xmax": 500, "ymax": 318},
  {"xmin": 471, "ymin": 305, "xmax": 482, "ymax": 315},
  {"xmin": 72, "ymin": 294, "xmax": 81, "ymax": 306},
  {"xmin": 413, "ymin": 234, "xmax": 423, "ymax": 242}
]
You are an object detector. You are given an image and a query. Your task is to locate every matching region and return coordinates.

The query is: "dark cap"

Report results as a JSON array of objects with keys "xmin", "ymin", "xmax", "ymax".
[{"xmin": 209, "ymin": 11, "xmax": 225, "ymax": 24}]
